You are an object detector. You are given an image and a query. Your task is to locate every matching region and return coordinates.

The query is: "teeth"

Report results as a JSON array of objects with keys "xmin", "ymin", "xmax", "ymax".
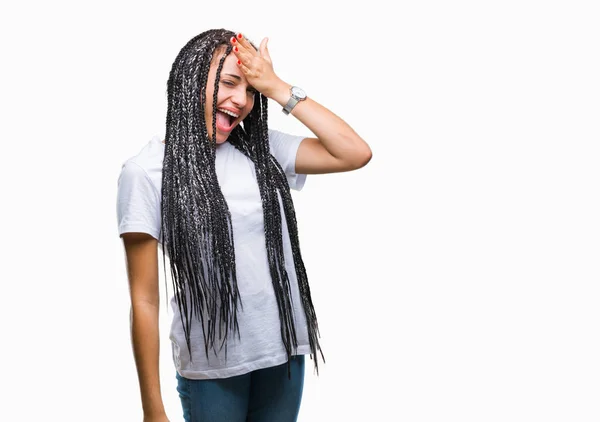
[{"xmin": 218, "ymin": 109, "xmax": 239, "ymax": 119}]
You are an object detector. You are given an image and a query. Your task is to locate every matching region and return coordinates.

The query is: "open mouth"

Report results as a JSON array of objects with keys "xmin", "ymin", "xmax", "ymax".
[{"xmin": 216, "ymin": 108, "xmax": 240, "ymax": 132}]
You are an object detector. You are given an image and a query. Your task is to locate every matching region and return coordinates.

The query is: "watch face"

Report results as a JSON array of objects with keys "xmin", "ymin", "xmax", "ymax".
[{"xmin": 291, "ymin": 86, "xmax": 306, "ymax": 99}]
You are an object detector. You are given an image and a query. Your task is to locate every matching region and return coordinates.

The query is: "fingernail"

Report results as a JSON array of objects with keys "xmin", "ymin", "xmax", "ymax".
[
  {"xmin": 234, "ymin": 46, "xmax": 238, "ymax": 52},
  {"xmin": 237, "ymin": 60, "xmax": 241, "ymax": 65},
  {"xmin": 231, "ymin": 37, "xmax": 236, "ymax": 43},
  {"xmin": 237, "ymin": 33, "xmax": 243, "ymax": 39}
]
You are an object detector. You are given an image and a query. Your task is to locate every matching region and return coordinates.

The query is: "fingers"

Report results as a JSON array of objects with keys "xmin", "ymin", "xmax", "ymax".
[
  {"xmin": 236, "ymin": 58, "xmax": 250, "ymax": 74},
  {"xmin": 229, "ymin": 36, "xmax": 246, "ymax": 70},
  {"xmin": 230, "ymin": 33, "xmax": 256, "ymax": 56},
  {"xmin": 259, "ymin": 37, "xmax": 272, "ymax": 63},
  {"xmin": 230, "ymin": 33, "xmax": 252, "ymax": 70},
  {"xmin": 238, "ymin": 33, "xmax": 255, "ymax": 51},
  {"xmin": 230, "ymin": 33, "xmax": 272, "ymax": 77}
]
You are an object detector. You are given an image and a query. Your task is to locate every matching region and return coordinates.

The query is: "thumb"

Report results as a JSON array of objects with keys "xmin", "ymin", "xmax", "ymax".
[{"xmin": 259, "ymin": 37, "xmax": 272, "ymax": 62}]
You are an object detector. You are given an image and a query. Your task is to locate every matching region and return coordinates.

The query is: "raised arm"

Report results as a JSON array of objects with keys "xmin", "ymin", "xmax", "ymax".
[
  {"xmin": 231, "ymin": 33, "xmax": 372, "ymax": 175},
  {"xmin": 121, "ymin": 232, "xmax": 169, "ymax": 422},
  {"xmin": 269, "ymin": 84, "xmax": 372, "ymax": 174}
]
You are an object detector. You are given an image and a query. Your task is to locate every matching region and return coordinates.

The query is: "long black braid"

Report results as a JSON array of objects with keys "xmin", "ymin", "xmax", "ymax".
[{"xmin": 160, "ymin": 29, "xmax": 324, "ymax": 377}]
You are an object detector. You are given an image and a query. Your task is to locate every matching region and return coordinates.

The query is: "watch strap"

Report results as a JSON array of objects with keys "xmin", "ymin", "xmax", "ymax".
[
  {"xmin": 282, "ymin": 86, "xmax": 306, "ymax": 115},
  {"xmin": 282, "ymin": 96, "xmax": 300, "ymax": 115}
]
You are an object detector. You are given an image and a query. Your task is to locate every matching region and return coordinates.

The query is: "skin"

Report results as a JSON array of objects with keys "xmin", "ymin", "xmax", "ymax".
[
  {"xmin": 123, "ymin": 32, "xmax": 372, "ymax": 422},
  {"xmin": 121, "ymin": 232, "xmax": 165, "ymax": 422},
  {"xmin": 231, "ymin": 33, "xmax": 372, "ymax": 174},
  {"xmin": 204, "ymin": 46, "xmax": 256, "ymax": 144}
]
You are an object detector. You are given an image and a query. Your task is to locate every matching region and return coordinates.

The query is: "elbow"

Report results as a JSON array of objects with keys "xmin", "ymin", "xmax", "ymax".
[
  {"xmin": 351, "ymin": 146, "xmax": 372, "ymax": 170},
  {"xmin": 362, "ymin": 147, "xmax": 373, "ymax": 167}
]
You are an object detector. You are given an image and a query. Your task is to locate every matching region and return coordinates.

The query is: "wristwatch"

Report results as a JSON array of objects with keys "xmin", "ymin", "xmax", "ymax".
[{"xmin": 282, "ymin": 86, "xmax": 307, "ymax": 115}]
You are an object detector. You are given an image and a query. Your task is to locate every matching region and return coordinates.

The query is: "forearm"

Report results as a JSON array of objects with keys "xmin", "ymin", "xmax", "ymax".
[
  {"xmin": 130, "ymin": 303, "xmax": 166, "ymax": 418},
  {"xmin": 268, "ymin": 79, "xmax": 372, "ymax": 162}
]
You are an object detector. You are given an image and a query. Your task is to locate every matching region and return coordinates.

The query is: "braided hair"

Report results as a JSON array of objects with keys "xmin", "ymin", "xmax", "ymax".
[{"xmin": 160, "ymin": 29, "xmax": 324, "ymax": 376}]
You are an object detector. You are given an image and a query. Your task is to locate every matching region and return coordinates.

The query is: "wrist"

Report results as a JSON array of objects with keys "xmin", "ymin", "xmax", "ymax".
[
  {"xmin": 141, "ymin": 392, "xmax": 166, "ymax": 416},
  {"xmin": 143, "ymin": 406, "xmax": 167, "ymax": 418},
  {"xmin": 266, "ymin": 80, "xmax": 292, "ymax": 106}
]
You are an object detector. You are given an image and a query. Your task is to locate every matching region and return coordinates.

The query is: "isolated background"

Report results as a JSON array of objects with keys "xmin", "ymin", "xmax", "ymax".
[{"xmin": 1, "ymin": 0, "xmax": 599, "ymax": 421}]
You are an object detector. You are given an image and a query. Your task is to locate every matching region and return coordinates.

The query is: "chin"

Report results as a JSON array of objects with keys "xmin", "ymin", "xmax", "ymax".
[{"xmin": 215, "ymin": 134, "xmax": 230, "ymax": 144}]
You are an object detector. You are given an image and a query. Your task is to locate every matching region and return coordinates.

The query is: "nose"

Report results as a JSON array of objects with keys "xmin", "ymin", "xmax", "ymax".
[{"xmin": 231, "ymin": 85, "xmax": 248, "ymax": 109}]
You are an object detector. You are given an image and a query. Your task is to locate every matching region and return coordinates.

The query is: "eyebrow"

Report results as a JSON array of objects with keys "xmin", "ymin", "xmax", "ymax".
[
  {"xmin": 223, "ymin": 73, "xmax": 242, "ymax": 81},
  {"xmin": 222, "ymin": 73, "xmax": 257, "ymax": 91}
]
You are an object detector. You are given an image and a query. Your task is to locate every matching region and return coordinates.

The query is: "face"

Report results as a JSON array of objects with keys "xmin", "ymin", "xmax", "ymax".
[{"xmin": 204, "ymin": 48, "xmax": 256, "ymax": 144}]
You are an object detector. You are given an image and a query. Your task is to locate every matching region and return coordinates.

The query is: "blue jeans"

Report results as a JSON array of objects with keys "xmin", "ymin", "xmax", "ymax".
[{"xmin": 175, "ymin": 355, "xmax": 305, "ymax": 422}]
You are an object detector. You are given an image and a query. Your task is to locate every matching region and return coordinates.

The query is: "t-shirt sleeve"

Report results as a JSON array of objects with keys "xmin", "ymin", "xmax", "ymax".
[
  {"xmin": 268, "ymin": 128, "xmax": 307, "ymax": 191},
  {"xmin": 116, "ymin": 160, "xmax": 161, "ymax": 240}
]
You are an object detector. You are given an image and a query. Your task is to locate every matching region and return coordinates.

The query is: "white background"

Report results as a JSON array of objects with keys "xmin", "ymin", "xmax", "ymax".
[{"xmin": 1, "ymin": 0, "xmax": 599, "ymax": 421}]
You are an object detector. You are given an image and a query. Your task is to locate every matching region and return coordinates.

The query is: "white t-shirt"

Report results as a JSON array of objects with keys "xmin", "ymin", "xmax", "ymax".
[{"xmin": 116, "ymin": 129, "xmax": 313, "ymax": 379}]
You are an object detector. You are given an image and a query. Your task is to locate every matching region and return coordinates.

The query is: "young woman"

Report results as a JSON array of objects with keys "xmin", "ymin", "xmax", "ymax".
[{"xmin": 117, "ymin": 28, "xmax": 371, "ymax": 422}]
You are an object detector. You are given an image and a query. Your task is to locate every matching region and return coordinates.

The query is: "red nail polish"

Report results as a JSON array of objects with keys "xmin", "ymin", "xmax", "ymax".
[
  {"xmin": 231, "ymin": 37, "xmax": 236, "ymax": 43},
  {"xmin": 237, "ymin": 60, "xmax": 241, "ymax": 65},
  {"xmin": 237, "ymin": 33, "xmax": 242, "ymax": 39},
  {"xmin": 234, "ymin": 46, "xmax": 238, "ymax": 52}
]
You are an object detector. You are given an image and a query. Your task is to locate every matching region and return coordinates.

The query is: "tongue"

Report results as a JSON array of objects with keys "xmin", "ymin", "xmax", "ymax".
[{"xmin": 216, "ymin": 111, "xmax": 231, "ymax": 130}]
